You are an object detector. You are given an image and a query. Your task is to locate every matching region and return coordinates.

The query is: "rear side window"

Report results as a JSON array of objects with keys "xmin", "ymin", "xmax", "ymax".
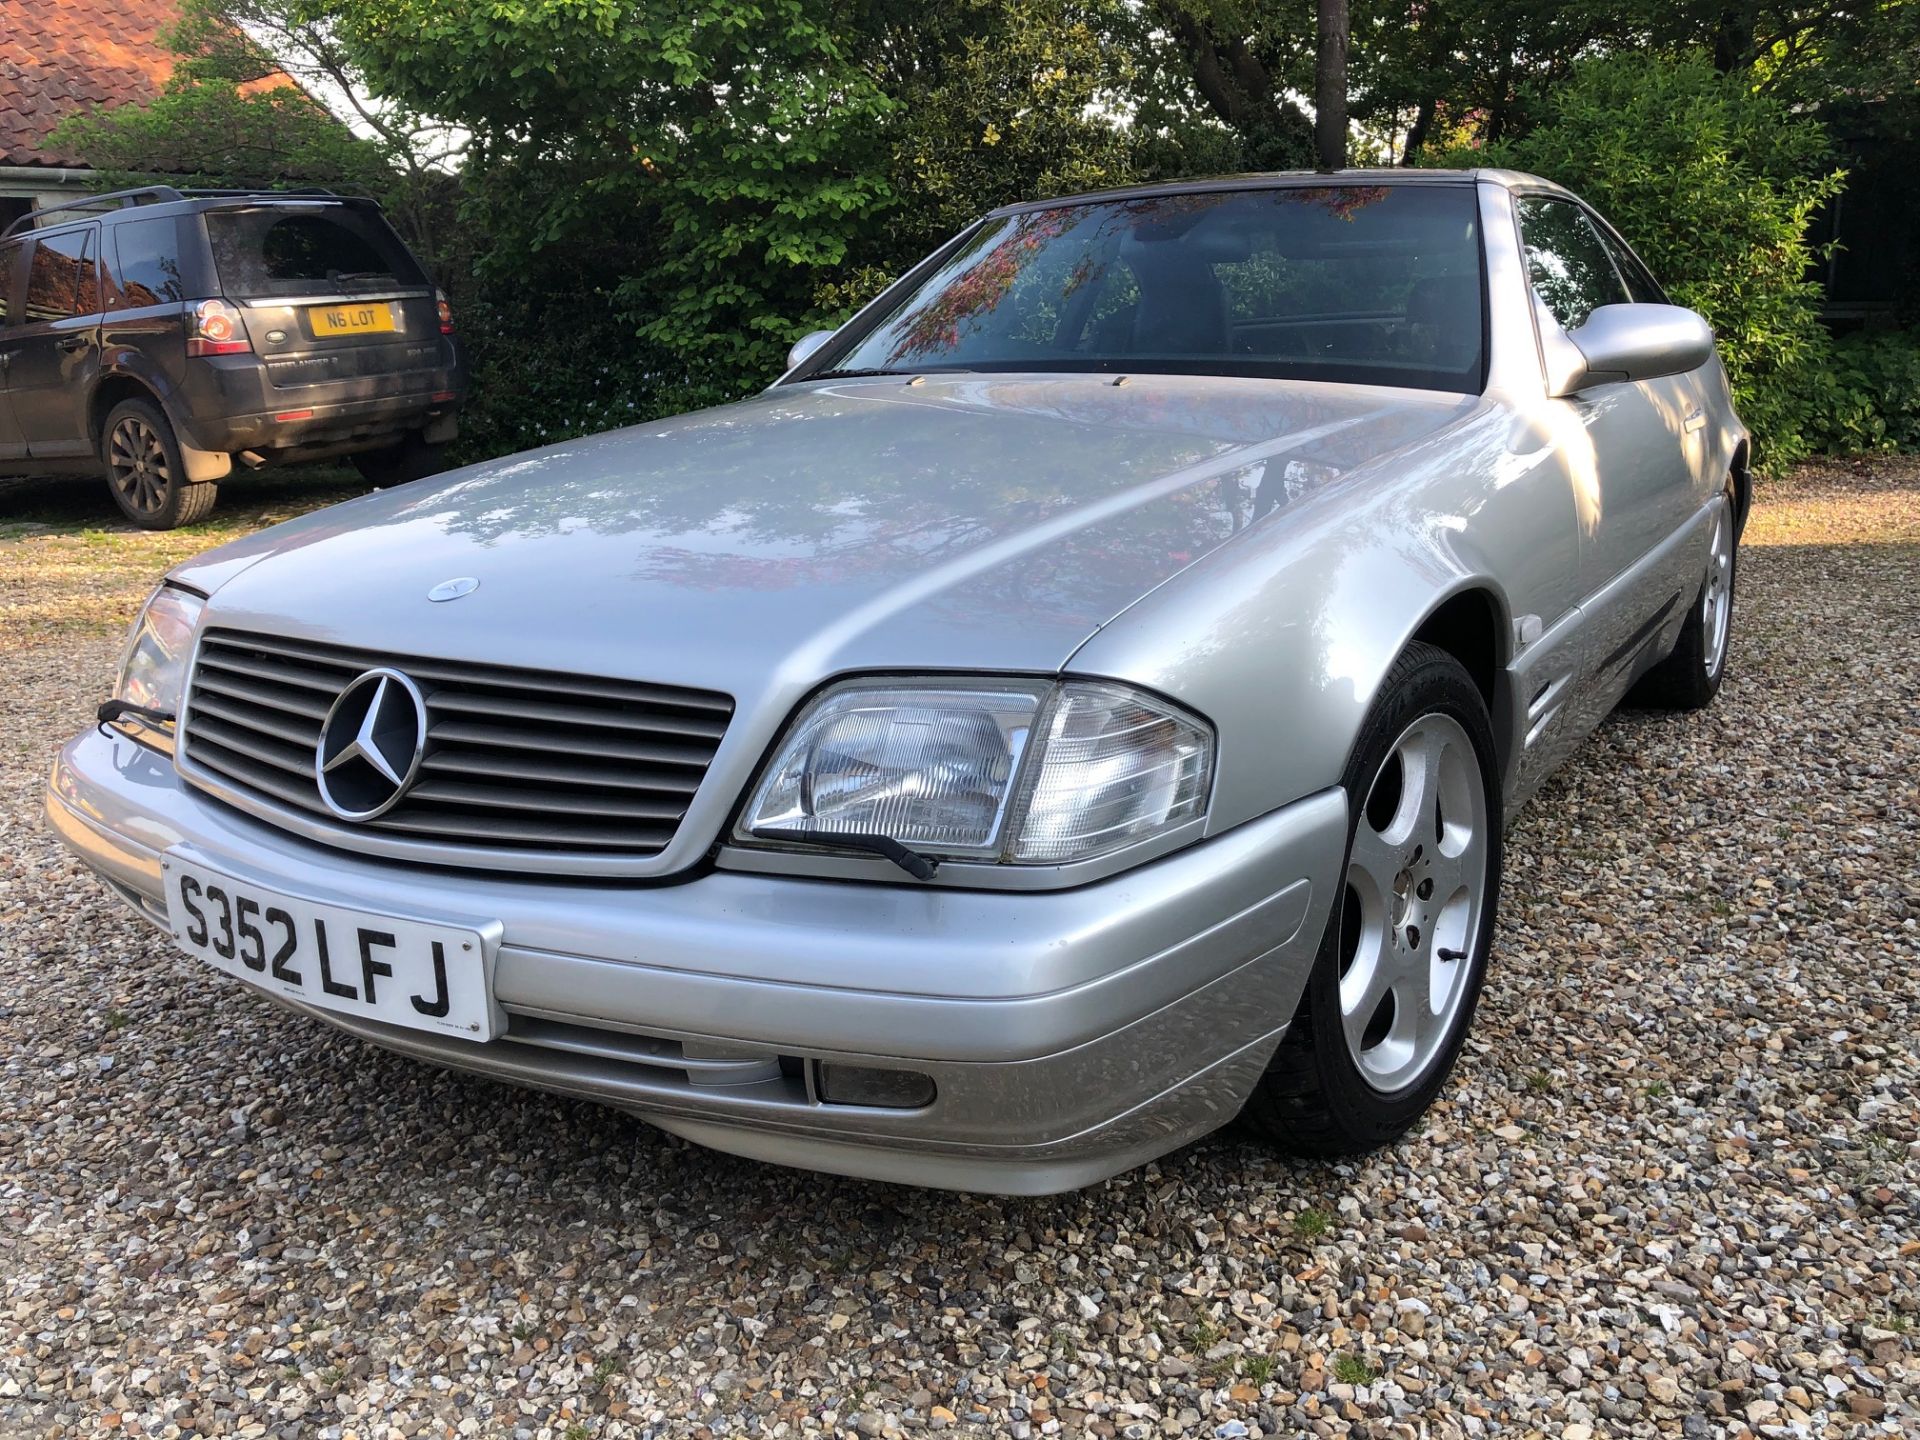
[
  {"xmin": 1515, "ymin": 197, "xmax": 1629, "ymax": 332},
  {"xmin": 23, "ymin": 226, "xmax": 100, "ymax": 321},
  {"xmin": 206, "ymin": 207, "xmax": 425, "ymax": 297},
  {"xmin": 110, "ymin": 216, "xmax": 188, "ymax": 309}
]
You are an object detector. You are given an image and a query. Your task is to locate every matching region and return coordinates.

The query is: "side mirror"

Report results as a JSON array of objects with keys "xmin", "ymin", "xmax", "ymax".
[
  {"xmin": 785, "ymin": 328, "xmax": 835, "ymax": 372},
  {"xmin": 1550, "ymin": 303, "xmax": 1715, "ymax": 396}
]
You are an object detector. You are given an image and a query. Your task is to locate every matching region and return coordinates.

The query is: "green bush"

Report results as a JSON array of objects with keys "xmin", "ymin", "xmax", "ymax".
[
  {"xmin": 1801, "ymin": 331, "xmax": 1920, "ymax": 456},
  {"xmin": 1444, "ymin": 53, "xmax": 1845, "ymax": 474}
]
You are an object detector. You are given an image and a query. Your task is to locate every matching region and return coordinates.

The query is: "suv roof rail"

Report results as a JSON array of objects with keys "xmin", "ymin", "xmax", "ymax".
[
  {"xmin": 0, "ymin": 184, "xmax": 366, "ymax": 238},
  {"xmin": 175, "ymin": 186, "xmax": 344, "ymax": 199},
  {"xmin": 1, "ymin": 184, "xmax": 189, "ymax": 237}
]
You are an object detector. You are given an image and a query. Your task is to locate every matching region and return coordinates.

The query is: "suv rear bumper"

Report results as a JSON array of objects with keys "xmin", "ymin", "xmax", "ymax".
[
  {"xmin": 174, "ymin": 347, "xmax": 467, "ymax": 456},
  {"xmin": 48, "ymin": 727, "xmax": 1347, "ymax": 1193}
]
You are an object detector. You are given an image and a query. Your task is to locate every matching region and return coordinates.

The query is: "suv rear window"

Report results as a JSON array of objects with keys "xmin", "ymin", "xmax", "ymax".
[{"xmin": 205, "ymin": 206, "xmax": 425, "ymax": 298}]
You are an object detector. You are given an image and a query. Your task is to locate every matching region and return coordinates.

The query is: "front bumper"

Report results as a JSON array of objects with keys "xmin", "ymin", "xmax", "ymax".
[{"xmin": 47, "ymin": 728, "xmax": 1345, "ymax": 1193}]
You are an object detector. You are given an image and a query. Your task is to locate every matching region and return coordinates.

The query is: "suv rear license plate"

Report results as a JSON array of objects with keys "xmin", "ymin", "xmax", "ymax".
[
  {"xmin": 162, "ymin": 855, "xmax": 493, "ymax": 1041},
  {"xmin": 309, "ymin": 301, "xmax": 396, "ymax": 336}
]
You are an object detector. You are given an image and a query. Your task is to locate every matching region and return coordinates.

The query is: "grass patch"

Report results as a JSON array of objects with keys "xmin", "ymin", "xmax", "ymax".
[
  {"xmin": 0, "ymin": 467, "xmax": 367, "ymax": 652},
  {"xmin": 1292, "ymin": 1208, "xmax": 1331, "ymax": 1239},
  {"xmin": 1240, "ymin": 1354, "xmax": 1275, "ymax": 1384},
  {"xmin": 1184, "ymin": 1319, "xmax": 1224, "ymax": 1352},
  {"xmin": 1330, "ymin": 1354, "xmax": 1375, "ymax": 1386}
]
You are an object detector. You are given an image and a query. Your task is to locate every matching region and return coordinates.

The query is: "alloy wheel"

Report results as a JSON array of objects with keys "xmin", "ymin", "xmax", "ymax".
[
  {"xmin": 1339, "ymin": 712, "xmax": 1491, "ymax": 1094},
  {"xmin": 108, "ymin": 415, "xmax": 172, "ymax": 517},
  {"xmin": 1701, "ymin": 501, "xmax": 1734, "ymax": 677}
]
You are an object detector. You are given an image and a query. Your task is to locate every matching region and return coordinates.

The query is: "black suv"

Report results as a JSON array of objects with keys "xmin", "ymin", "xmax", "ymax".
[{"xmin": 0, "ymin": 186, "xmax": 466, "ymax": 528}]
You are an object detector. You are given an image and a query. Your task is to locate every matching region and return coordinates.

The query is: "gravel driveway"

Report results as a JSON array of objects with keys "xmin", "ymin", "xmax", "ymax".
[{"xmin": 2, "ymin": 462, "xmax": 1916, "ymax": 1440}]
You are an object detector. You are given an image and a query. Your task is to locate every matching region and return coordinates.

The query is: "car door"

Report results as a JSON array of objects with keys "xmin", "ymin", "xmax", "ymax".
[
  {"xmin": 1513, "ymin": 195, "xmax": 1705, "ymax": 719},
  {"xmin": 8, "ymin": 223, "xmax": 104, "ymax": 459},
  {"xmin": 0, "ymin": 236, "xmax": 28, "ymax": 461},
  {"xmin": 1514, "ymin": 196, "xmax": 1702, "ymax": 593}
]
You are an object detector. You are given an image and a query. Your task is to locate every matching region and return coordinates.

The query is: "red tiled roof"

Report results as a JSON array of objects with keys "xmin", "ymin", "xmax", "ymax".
[{"xmin": 0, "ymin": 0, "xmax": 185, "ymax": 168}]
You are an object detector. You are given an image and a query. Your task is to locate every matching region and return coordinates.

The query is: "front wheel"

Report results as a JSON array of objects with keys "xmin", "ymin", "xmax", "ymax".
[
  {"xmin": 1243, "ymin": 641, "xmax": 1503, "ymax": 1155},
  {"xmin": 102, "ymin": 398, "xmax": 218, "ymax": 529}
]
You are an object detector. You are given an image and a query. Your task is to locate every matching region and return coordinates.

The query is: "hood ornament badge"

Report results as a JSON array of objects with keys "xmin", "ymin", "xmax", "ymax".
[
  {"xmin": 315, "ymin": 669, "xmax": 428, "ymax": 821},
  {"xmin": 427, "ymin": 576, "xmax": 480, "ymax": 602}
]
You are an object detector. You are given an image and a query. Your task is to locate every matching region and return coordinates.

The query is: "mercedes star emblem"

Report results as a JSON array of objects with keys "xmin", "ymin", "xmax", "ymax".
[
  {"xmin": 315, "ymin": 668, "xmax": 428, "ymax": 820},
  {"xmin": 427, "ymin": 576, "xmax": 480, "ymax": 602}
]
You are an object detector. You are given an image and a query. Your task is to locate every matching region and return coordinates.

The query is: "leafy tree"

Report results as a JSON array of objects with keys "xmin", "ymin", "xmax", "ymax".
[
  {"xmin": 823, "ymin": 0, "xmax": 1141, "ymax": 308},
  {"xmin": 1462, "ymin": 51, "xmax": 1845, "ymax": 470},
  {"xmin": 50, "ymin": 80, "xmax": 386, "ymax": 195},
  {"xmin": 1135, "ymin": 1, "xmax": 1317, "ymax": 167},
  {"xmin": 52, "ymin": 0, "xmax": 461, "ymax": 267},
  {"xmin": 322, "ymin": 0, "xmax": 896, "ymax": 407}
]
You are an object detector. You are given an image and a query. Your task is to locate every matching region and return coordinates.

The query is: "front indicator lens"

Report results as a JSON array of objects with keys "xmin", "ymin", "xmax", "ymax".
[
  {"xmin": 743, "ymin": 684, "xmax": 1042, "ymax": 854},
  {"xmin": 740, "ymin": 678, "xmax": 1212, "ymax": 868},
  {"xmin": 1012, "ymin": 683, "xmax": 1211, "ymax": 862}
]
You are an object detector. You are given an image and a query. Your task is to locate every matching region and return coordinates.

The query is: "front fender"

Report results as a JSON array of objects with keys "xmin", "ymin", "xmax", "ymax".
[{"xmin": 1066, "ymin": 412, "xmax": 1524, "ymax": 834}]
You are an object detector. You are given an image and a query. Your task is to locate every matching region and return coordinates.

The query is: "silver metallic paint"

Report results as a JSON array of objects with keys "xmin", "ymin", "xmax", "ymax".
[{"xmin": 49, "ymin": 170, "xmax": 1748, "ymax": 1190}]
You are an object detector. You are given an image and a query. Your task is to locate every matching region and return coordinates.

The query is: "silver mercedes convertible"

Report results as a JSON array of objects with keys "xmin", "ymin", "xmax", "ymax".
[{"xmin": 49, "ymin": 170, "xmax": 1746, "ymax": 1193}]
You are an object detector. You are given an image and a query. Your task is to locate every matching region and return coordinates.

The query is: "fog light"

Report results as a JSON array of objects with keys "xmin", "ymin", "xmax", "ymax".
[{"xmin": 816, "ymin": 1063, "xmax": 936, "ymax": 1109}]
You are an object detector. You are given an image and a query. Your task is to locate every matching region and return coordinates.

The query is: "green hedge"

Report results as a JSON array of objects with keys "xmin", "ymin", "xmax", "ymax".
[{"xmin": 1443, "ymin": 53, "xmax": 1850, "ymax": 473}]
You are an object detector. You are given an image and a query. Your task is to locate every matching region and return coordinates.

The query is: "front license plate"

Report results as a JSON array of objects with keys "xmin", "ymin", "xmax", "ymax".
[
  {"xmin": 308, "ymin": 301, "xmax": 396, "ymax": 336},
  {"xmin": 162, "ymin": 856, "xmax": 493, "ymax": 1041}
]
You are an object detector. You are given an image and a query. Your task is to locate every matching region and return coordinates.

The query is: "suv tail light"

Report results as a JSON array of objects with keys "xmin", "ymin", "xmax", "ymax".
[
  {"xmin": 187, "ymin": 299, "xmax": 251, "ymax": 357},
  {"xmin": 435, "ymin": 288, "xmax": 454, "ymax": 335}
]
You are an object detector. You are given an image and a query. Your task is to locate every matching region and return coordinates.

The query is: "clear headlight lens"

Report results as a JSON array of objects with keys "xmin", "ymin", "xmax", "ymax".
[
  {"xmin": 114, "ymin": 585, "xmax": 204, "ymax": 741},
  {"xmin": 743, "ymin": 683, "xmax": 1044, "ymax": 855},
  {"xmin": 739, "ymin": 677, "xmax": 1212, "ymax": 868}
]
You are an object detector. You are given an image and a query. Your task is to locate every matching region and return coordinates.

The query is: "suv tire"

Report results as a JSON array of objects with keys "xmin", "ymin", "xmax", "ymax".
[
  {"xmin": 353, "ymin": 434, "xmax": 448, "ymax": 486},
  {"xmin": 102, "ymin": 398, "xmax": 217, "ymax": 530}
]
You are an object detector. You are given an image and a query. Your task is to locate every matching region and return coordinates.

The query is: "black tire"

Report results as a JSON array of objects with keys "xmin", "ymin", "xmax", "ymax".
[
  {"xmin": 101, "ymin": 398, "xmax": 218, "ymax": 530},
  {"xmin": 352, "ymin": 434, "xmax": 448, "ymax": 486},
  {"xmin": 1626, "ymin": 494, "xmax": 1737, "ymax": 712},
  {"xmin": 1243, "ymin": 641, "xmax": 1503, "ymax": 1155}
]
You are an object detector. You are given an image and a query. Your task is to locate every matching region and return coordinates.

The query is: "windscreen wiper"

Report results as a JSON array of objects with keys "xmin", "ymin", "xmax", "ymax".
[
  {"xmin": 750, "ymin": 827, "xmax": 940, "ymax": 880},
  {"xmin": 97, "ymin": 699, "xmax": 175, "ymax": 734}
]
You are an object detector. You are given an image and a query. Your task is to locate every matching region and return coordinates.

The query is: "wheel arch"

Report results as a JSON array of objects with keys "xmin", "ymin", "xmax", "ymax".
[
  {"xmin": 90, "ymin": 358, "xmax": 230, "ymax": 483},
  {"xmin": 1728, "ymin": 437, "xmax": 1752, "ymax": 538},
  {"xmin": 88, "ymin": 372, "xmax": 168, "ymax": 456},
  {"xmin": 1406, "ymin": 583, "xmax": 1513, "ymax": 775}
]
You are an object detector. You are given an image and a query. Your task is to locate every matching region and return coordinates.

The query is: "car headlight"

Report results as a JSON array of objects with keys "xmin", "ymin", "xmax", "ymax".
[
  {"xmin": 738, "ymin": 677, "xmax": 1212, "ymax": 870},
  {"xmin": 112, "ymin": 585, "xmax": 204, "ymax": 749}
]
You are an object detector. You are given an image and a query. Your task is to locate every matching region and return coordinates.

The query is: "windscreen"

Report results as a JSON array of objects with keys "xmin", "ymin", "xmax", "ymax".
[
  {"xmin": 205, "ymin": 205, "xmax": 426, "ymax": 298},
  {"xmin": 819, "ymin": 185, "xmax": 1486, "ymax": 393}
]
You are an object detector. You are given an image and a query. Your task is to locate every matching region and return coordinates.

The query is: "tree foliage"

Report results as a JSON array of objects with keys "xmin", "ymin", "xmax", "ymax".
[
  {"xmin": 1460, "ymin": 52, "xmax": 1846, "ymax": 470},
  {"xmin": 46, "ymin": 0, "xmax": 1920, "ymax": 462},
  {"xmin": 320, "ymin": 0, "xmax": 898, "ymax": 406}
]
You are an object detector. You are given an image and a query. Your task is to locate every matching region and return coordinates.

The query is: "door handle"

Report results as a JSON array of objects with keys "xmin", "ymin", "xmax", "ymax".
[
  {"xmin": 1683, "ymin": 408, "xmax": 1706, "ymax": 433},
  {"xmin": 56, "ymin": 335, "xmax": 89, "ymax": 353}
]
